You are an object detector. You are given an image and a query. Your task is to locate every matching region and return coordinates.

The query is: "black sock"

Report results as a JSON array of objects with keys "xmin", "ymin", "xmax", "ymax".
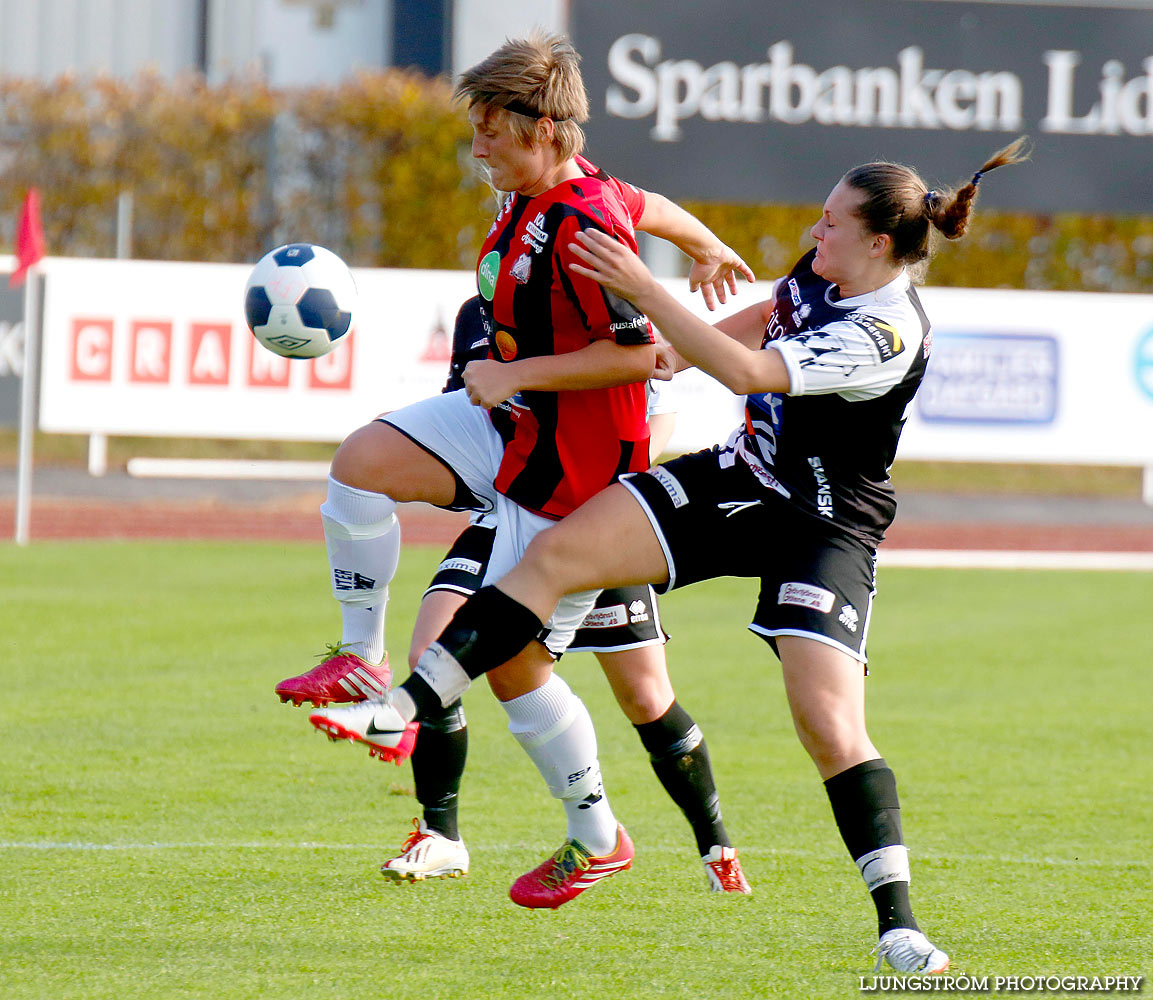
[
  {"xmin": 635, "ymin": 701, "xmax": 728, "ymax": 856},
  {"xmin": 824, "ymin": 758, "xmax": 918, "ymax": 935},
  {"xmin": 433, "ymin": 585, "xmax": 545, "ymax": 680},
  {"xmin": 410, "ymin": 700, "xmax": 467, "ymax": 842},
  {"xmin": 398, "ymin": 588, "xmax": 544, "ymax": 723}
]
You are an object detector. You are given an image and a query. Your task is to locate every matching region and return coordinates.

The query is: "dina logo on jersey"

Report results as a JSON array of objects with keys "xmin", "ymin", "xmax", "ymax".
[
  {"xmin": 478, "ymin": 250, "xmax": 500, "ymax": 300},
  {"xmin": 849, "ymin": 313, "xmax": 904, "ymax": 361}
]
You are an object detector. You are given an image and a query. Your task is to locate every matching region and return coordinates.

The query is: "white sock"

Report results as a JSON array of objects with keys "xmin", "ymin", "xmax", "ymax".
[
  {"xmin": 502, "ymin": 675, "xmax": 618, "ymax": 856},
  {"xmin": 321, "ymin": 475, "xmax": 401, "ymax": 665}
]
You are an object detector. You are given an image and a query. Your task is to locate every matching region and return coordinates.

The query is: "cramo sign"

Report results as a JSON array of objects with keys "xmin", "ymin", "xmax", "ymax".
[{"xmin": 605, "ymin": 34, "xmax": 1153, "ymax": 141}]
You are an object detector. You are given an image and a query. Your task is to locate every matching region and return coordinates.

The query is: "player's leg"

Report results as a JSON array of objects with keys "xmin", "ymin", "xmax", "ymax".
[
  {"xmin": 381, "ymin": 517, "xmax": 499, "ymax": 881},
  {"xmin": 486, "ymin": 643, "xmax": 627, "ymax": 905},
  {"xmin": 393, "ymin": 481, "xmax": 669, "ymax": 721},
  {"xmin": 776, "ymin": 635, "xmax": 948, "ymax": 973},
  {"xmin": 585, "ymin": 587, "xmax": 749, "ymax": 892},
  {"xmin": 375, "ymin": 589, "xmax": 472, "ymax": 882},
  {"xmin": 278, "ymin": 391, "xmax": 498, "ymax": 708},
  {"xmin": 602, "ymin": 646, "xmax": 749, "ymax": 893}
]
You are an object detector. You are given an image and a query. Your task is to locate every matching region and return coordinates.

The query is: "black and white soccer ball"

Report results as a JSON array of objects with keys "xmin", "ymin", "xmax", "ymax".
[{"xmin": 244, "ymin": 243, "xmax": 357, "ymax": 359}]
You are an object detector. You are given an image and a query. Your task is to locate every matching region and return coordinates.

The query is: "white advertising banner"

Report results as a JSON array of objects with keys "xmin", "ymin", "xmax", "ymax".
[
  {"xmin": 906, "ymin": 286, "xmax": 1153, "ymax": 466},
  {"xmin": 38, "ymin": 257, "xmax": 476, "ymax": 441},
  {"xmin": 35, "ymin": 258, "xmax": 1153, "ymax": 469}
]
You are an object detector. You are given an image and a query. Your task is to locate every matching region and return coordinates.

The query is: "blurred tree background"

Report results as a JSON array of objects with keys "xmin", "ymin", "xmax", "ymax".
[{"xmin": 2, "ymin": 70, "xmax": 1153, "ymax": 292}]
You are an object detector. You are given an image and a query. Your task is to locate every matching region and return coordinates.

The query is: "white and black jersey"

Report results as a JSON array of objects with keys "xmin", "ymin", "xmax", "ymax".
[{"xmin": 733, "ymin": 248, "xmax": 931, "ymax": 545}]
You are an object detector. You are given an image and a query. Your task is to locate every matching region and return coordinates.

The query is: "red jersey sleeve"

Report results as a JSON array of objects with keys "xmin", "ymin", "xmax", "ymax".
[
  {"xmin": 553, "ymin": 213, "xmax": 654, "ymax": 347},
  {"xmin": 575, "ymin": 154, "xmax": 646, "ymax": 226}
]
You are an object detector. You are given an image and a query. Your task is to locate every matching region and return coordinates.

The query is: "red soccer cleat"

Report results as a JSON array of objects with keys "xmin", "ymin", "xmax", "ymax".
[
  {"xmin": 509, "ymin": 825, "xmax": 634, "ymax": 909},
  {"xmin": 276, "ymin": 644, "xmax": 390, "ymax": 707},
  {"xmin": 702, "ymin": 845, "xmax": 752, "ymax": 894}
]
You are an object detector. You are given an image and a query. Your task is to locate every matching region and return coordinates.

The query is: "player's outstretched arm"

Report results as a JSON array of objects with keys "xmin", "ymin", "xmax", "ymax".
[
  {"xmin": 569, "ymin": 229, "xmax": 787, "ymax": 397},
  {"xmin": 636, "ymin": 191, "xmax": 755, "ymax": 311}
]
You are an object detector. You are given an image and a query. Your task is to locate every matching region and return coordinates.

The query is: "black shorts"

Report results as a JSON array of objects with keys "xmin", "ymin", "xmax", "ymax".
[
  {"xmin": 620, "ymin": 446, "xmax": 878, "ymax": 663},
  {"xmin": 425, "ymin": 520, "xmax": 666, "ymax": 652}
]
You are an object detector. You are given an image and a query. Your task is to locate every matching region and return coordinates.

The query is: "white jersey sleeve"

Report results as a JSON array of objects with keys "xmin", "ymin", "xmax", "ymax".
[{"xmin": 771, "ymin": 310, "xmax": 922, "ymax": 402}]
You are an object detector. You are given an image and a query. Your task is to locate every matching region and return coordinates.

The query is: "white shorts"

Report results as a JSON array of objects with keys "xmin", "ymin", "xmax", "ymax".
[{"xmin": 382, "ymin": 389, "xmax": 600, "ymax": 655}]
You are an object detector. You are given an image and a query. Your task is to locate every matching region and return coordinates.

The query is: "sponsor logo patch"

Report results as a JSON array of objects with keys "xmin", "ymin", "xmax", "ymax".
[
  {"xmin": 526, "ymin": 213, "xmax": 549, "ymax": 244},
  {"xmin": 778, "ymin": 581, "xmax": 835, "ymax": 612},
  {"xmin": 628, "ymin": 599, "xmax": 650, "ymax": 623},
  {"xmin": 438, "ymin": 557, "xmax": 482, "ymax": 576},
  {"xmin": 650, "ymin": 466, "xmax": 689, "ymax": 508},
  {"xmin": 807, "ymin": 456, "xmax": 834, "ymax": 519},
  {"xmin": 609, "ymin": 315, "xmax": 648, "ymax": 334},
  {"xmin": 478, "ymin": 250, "xmax": 500, "ymax": 300},
  {"xmin": 849, "ymin": 312, "xmax": 904, "ymax": 361},
  {"xmin": 334, "ymin": 569, "xmax": 376, "ymax": 591},
  {"xmin": 495, "ymin": 329, "xmax": 518, "ymax": 360},
  {"xmin": 838, "ymin": 604, "xmax": 860, "ymax": 632},
  {"xmin": 581, "ymin": 605, "xmax": 629, "ymax": 629}
]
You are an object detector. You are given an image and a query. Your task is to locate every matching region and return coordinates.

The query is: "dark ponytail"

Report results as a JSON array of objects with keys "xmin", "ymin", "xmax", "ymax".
[{"xmin": 845, "ymin": 136, "xmax": 1030, "ymax": 266}]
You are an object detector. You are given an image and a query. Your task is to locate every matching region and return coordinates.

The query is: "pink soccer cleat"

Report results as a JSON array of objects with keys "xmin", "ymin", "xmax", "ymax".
[
  {"xmin": 508, "ymin": 825, "xmax": 634, "ymax": 909},
  {"xmin": 308, "ymin": 696, "xmax": 418, "ymax": 765},
  {"xmin": 276, "ymin": 644, "xmax": 390, "ymax": 707}
]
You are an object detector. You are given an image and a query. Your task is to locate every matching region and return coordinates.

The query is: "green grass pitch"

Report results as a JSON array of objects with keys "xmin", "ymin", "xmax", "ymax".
[{"xmin": 1, "ymin": 541, "xmax": 1150, "ymax": 999}]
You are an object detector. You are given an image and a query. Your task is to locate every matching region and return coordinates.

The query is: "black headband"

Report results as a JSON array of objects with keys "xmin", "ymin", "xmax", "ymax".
[{"xmin": 502, "ymin": 99, "xmax": 570, "ymax": 123}]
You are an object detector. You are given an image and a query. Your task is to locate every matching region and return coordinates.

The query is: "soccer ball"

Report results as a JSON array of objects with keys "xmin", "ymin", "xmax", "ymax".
[{"xmin": 244, "ymin": 243, "xmax": 357, "ymax": 359}]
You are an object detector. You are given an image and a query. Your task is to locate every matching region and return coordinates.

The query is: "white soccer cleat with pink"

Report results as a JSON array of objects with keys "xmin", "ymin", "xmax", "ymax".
[{"xmin": 308, "ymin": 696, "xmax": 418, "ymax": 764}]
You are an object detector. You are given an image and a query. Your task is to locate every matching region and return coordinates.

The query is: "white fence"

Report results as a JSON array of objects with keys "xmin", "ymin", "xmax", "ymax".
[{"xmin": 29, "ymin": 256, "xmax": 1153, "ymax": 499}]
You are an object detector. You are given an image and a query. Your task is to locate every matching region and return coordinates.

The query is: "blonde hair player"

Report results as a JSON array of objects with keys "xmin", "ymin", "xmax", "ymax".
[{"xmin": 283, "ymin": 31, "xmax": 754, "ymax": 908}]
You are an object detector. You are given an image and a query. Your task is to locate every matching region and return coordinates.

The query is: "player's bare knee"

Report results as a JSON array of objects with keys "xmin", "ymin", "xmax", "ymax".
[
  {"xmin": 330, "ymin": 426, "xmax": 384, "ymax": 490},
  {"xmin": 524, "ymin": 526, "xmax": 580, "ymax": 586},
  {"xmin": 613, "ymin": 687, "xmax": 668, "ymax": 725}
]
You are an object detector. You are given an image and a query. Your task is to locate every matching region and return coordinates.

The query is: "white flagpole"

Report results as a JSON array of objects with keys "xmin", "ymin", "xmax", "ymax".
[{"xmin": 14, "ymin": 264, "xmax": 41, "ymax": 545}]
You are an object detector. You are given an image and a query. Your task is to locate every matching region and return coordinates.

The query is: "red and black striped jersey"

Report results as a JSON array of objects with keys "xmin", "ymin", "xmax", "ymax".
[{"xmin": 475, "ymin": 157, "xmax": 654, "ymax": 519}]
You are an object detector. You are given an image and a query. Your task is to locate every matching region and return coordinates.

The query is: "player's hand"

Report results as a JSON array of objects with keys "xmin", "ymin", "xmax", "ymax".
[
  {"xmin": 462, "ymin": 359, "xmax": 518, "ymax": 409},
  {"xmin": 567, "ymin": 229, "xmax": 659, "ymax": 304},
  {"xmin": 652, "ymin": 342, "xmax": 678, "ymax": 380},
  {"xmin": 688, "ymin": 245, "xmax": 755, "ymax": 311}
]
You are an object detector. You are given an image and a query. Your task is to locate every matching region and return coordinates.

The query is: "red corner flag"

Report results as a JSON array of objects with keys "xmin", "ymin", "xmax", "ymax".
[{"xmin": 10, "ymin": 188, "xmax": 46, "ymax": 288}]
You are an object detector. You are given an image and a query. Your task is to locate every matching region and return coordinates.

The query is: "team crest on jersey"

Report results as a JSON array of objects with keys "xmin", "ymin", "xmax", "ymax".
[
  {"xmin": 850, "ymin": 312, "xmax": 904, "ymax": 361},
  {"xmin": 495, "ymin": 329, "xmax": 518, "ymax": 360},
  {"xmin": 510, "ymin": 252, "xmax": 532, "ymax": 284}
]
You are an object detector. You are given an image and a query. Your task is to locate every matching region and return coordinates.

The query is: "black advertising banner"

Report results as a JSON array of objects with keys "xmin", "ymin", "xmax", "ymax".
[{"xmin": 570, "ymin": 0, "xmax": 1153, "ymax": 212}]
